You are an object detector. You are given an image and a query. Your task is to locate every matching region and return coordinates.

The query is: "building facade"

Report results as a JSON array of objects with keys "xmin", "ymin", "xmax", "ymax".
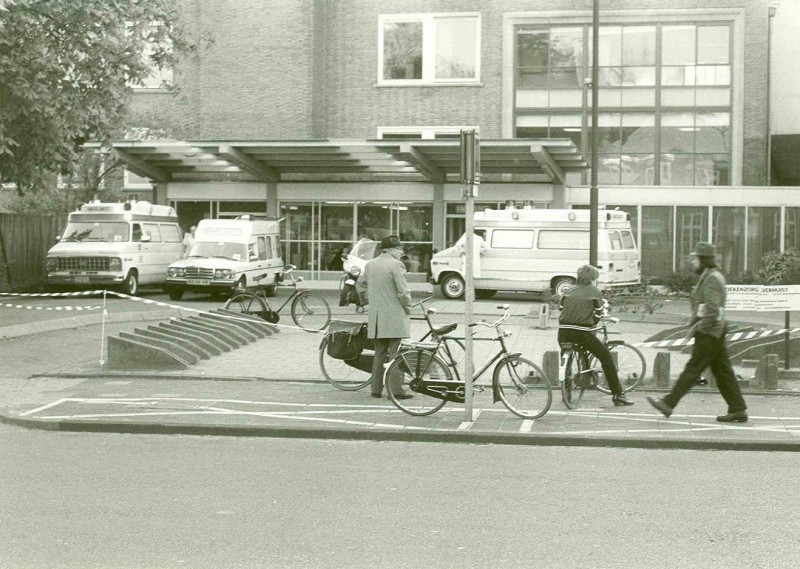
[{"xmin": 116, "ymin": 0, "xmax": 795, "ymax": 283}]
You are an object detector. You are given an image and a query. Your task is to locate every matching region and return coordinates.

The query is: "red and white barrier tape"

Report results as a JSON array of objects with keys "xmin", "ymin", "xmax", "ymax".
[
  {"xmin": 632, "ymin": 327, "xmax": 800, "ymax": 349},
  {"xmin": 0, "ymin": 289, "xmax": 321, "ymax": 332}
]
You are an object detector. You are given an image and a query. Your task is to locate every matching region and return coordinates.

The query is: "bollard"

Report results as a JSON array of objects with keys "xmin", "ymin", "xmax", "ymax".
[
  {"xmin": 653, "ymin": 351, "xmax": 671, "ymax": 388},
  {"xmin": 542, "ymin": 350, "xmax": 560, "ymax": 387},
  {"xmin": 755, "ymin": 353, "xmax": 779, "ymax": 390},
  {"xmin": 538, "ymin": 303, "xmax": 550, "ymax": 329}
]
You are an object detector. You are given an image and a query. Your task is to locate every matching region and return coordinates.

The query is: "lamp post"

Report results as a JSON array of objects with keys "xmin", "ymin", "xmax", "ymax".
[{"xmin": 589, "ymin": 0, "xmax": 600, "ymax": 267}]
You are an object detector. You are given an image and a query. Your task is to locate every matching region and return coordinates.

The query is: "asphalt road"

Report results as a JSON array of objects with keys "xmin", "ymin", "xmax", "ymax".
[{"xmin": 1, "ymin": 427, "xmax": 798, "ymax": 569}]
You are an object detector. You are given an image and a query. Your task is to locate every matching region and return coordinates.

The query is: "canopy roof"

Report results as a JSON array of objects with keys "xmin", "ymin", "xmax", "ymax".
[{"xmin": 90, "ymin": 138, "xmax": 588, "ymax": 185}]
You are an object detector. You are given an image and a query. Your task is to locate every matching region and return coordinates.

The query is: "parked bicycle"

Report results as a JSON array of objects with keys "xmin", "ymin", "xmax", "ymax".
[
  {"xmin": 559, "ymin": 314, "xmax": 646, "ymax": 409},
  {"xmin": 224, "ymin": 264, "xmax": 331, "ymax": 331},
  {"xmin": 385, "ymin": 304, "xmax": 552, "ymax": 419},
  {"xmin": 319, "ymin": 297, "xmax": 465, "ymax": 391}
]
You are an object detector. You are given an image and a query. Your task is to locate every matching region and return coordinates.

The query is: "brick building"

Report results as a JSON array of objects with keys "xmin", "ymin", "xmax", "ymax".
[{"xmin": 108, "ymin": 0, "xmax": 798, "ymax": 283}]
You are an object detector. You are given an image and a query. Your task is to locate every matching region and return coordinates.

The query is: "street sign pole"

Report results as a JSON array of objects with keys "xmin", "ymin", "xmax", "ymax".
[
  {"xmin": 589, "ymin": 0, "xmax": 600, "ymax": 267},
  {"xmin": 460, "ymin": 130, "xmax": 479, "ymax": 422}
]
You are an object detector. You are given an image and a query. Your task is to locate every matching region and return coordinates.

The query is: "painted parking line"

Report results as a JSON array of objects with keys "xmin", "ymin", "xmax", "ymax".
[{"xmin": 15, "ymin": 397, "xmax": 800, "ymax": 437}]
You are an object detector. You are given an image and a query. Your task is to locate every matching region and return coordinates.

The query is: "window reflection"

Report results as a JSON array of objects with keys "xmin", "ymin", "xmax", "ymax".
[
  {"xmin": 514, "ymin": 21, "xmax": 732, "ymax": 185},
  {"xmin": 713, "ymin": 207, "xmax": 745, "ymax": 276},
  {"xmin": 747, "ymin": 208, "xmax": 780, "ymax": 272}
]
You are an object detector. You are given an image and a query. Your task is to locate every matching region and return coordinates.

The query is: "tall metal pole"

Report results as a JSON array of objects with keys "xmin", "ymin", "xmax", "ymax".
[
  {"xmin": 460, "ymin": 130, "xmax": 478, "ymax": 422},
  {"xmin": 589, "ymin": 0, "xmax": 600, "ymax": 267}
]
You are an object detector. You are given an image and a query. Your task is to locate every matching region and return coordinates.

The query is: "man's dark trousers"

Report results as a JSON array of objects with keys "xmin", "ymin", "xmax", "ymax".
[
  {"xmin": 371, "ymin": 338, "xmax": 401, "ymax": 397},
  {"xmin": 663, "ymin": 331, "xmax": 747, "ymax": 413}
]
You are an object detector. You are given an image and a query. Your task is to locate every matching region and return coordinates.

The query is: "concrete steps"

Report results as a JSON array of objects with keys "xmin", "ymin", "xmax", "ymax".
[{"xmin": 107, "ymin": 309, "xmax": 278, "ymax": 370}]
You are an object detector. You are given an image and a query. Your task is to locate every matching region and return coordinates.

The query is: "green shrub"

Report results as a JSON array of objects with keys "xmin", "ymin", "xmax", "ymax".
[
  {"xmin": 663, "ymin": 270, "xmax": 696, "ymax": 294},
  {"xmin": 755, "ymin": 249, "xmax": 800, "ymax": 285}
]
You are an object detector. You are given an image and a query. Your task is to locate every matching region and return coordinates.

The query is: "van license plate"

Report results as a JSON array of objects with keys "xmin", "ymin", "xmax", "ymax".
[
  {"xmin": 74, "ymin": 276, "xmax": 90, "ymax": 284},
  {"xmin": 187, "ymin": 279, "xmax": 210, "ymax": 286}
]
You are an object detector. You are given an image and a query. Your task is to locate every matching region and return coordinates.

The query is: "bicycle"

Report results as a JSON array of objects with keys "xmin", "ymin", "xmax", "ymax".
[
  {"xmin": 385, "ymin": 304, "xmax": 552, "ymax": 419},
  {"xmin": 224, "ymin": 264, "xmax": 331, "ymax": 331},
  {"xmin": 559, "ymin": 314, "xmax": 646, "ymax": 409},
  {"xmin": 318, "ymin": 297, "xmax": 465, "ymax": 391}
]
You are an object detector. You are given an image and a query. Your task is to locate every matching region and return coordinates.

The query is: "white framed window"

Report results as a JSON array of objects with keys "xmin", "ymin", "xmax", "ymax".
[
  {"xmin": 378, "ymin": 13, "xmax": 481, "ymax": 86},
  {"xmin": 377, "ymin": 125, "xmax": 480, "ymax": 140}
]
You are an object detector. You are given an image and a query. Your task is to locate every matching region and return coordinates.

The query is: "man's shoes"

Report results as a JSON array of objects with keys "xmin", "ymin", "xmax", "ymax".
[
  {"xmin": 371, "ymin": 393, "xmax": 383, "ymax": 399},
  {"xmin": 716, "ymin": 411, "xmax": 748, "ymax": 423},
  {"xmin": 647, "ymin": 396, "xmax": 673, "ymax": 418},
  {"xmin": 393, "ymin": 391, "xmax": 414, "ymax": 400},
  {"xmin": 696, "ymin": 377, "xmax": 709, "ymax": 386},
  {"xmin": 612, "ymin": 394, "xmax": 634, "ymax": 406}
]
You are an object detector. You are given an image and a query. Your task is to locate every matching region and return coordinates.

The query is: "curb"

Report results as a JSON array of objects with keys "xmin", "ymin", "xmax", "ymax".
[
  {"xmin": 1, "ymin": 411, "xmax": 798, "ymax": 452},
  {"xmin": 28, "ymin": 372, "xmax": 800, "ymax": 397}
]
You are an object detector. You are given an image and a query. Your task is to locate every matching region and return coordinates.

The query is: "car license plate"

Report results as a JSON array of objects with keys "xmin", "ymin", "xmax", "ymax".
[
  {"xmin": 74, "ymin": 276, "xmax": 90, "ymax": 284},
  {"xmin": 187, "ymin": 279, "xmax": 210, "ymax": 286},
  {"xmin": 344, "ymin": 278, "xmax": 356, "ymax": 286}
]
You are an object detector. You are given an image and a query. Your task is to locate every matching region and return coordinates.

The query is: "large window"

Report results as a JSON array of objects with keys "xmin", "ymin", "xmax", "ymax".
[
  {"xmin": 379, "ymin": 13, "xmax": 480, "ymax": 85},
  {"xmin": 641, "ymin": 206, "xmax": 673, "ymax": 279},
  {"xmin": 514, "ymin": 21, "xmax": 733, "ymax": 186},
  {"xmin": 712, "ymin": 207, "xmax": 745, "ymax": 276},
  {"xmin": 747, "ymin": 207, "xmax": 780, "ymax": 273},
  {"xmin": 280, "ymin": 201, "xmax": 433, "ymax": 274}
]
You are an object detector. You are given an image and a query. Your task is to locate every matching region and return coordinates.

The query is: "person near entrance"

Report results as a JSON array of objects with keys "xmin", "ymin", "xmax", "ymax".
[
  {"xmin": 182, "ymin": 225, "xmax": 196, "ymax": 257},
  {"xmin": 558, "ymin": 264, "xmax": 634, "ymax": 407},
  {"xmin": 457, "ymin": 229, "xmax": 487, "ymax": 278},
  {"xmin": 648, "ymin": 242, "xmax": 748, "ymax": 422},
  {"xmin": 355, "ymin": 234, "xmax": 414, "ymax": 399}
]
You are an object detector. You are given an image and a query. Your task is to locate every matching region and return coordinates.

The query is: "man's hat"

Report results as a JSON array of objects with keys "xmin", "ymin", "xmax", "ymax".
[
  {"xmin": 379, "ymin": 234, "xmax": 402, "ymax": 250},
  {"xmin": 690, "ymin": 241, "xmax": 716, "ymax": 257}
]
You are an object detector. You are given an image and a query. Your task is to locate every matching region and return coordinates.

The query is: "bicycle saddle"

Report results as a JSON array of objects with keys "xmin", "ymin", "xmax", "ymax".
[{"xmin": 433, "ymin": 323, "xmax": 457, "ymax": 336}]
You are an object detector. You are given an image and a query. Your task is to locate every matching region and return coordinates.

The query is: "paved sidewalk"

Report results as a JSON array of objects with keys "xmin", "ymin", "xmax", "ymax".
[{"xmin": 1, "ymin": 294, "xmax": 799, "ymax": 450}]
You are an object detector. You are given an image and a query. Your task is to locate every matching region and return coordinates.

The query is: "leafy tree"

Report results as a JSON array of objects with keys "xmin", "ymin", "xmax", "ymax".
[{"xmin": 0, "ymin": 0, "xmax": 200, "ymax": 196}]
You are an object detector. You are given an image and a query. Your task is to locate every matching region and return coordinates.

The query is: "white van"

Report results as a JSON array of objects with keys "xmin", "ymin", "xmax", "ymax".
[
  {"xmin": 46, "ymin": 200, "xmax": 184, "ymax": 295},
  {"xmin": 430, "ymin": 208, "xmax": 640, "ymax": 299},
  {"xmin": 164, "ymin": 216, "xmax": 283, "ymax": 300}
]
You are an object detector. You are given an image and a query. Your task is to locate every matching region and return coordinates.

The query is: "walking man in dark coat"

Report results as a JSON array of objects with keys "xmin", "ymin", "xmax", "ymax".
[
  {"xmin": 356, "ymin": 234, "xmax": 413, "ymax": 399},
  {"xmin": 648, "ymin": 241, "xmax": 748, "ymax": 422}
]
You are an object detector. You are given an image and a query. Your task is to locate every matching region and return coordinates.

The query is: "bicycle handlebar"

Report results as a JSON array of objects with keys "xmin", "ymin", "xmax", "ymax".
[{"xmin": 468, "ymin": 304, "xmax": 511, "ymax": 330}]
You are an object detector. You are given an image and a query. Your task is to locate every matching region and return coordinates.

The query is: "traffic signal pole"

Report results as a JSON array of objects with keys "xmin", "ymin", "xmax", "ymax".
[
  {"xmin": 589, "ymin": 0, "xmax": 600, "ymax": 267},
  {"xmin": 460, "ymin": 130, "xmax": 478, "ymax": 422}
]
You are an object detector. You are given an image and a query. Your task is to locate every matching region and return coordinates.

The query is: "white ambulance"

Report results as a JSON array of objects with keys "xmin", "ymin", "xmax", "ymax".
[
  {"xmin": 430, "ymin": 208, "xmax": 641, "ymax": 299},
  {"xmin": 46, "ymin": 200, "xmax": 184, "ymax": 295},
  {"xmin": 164, "ymin": 216, "xmax": 284, "ymax": 300}
]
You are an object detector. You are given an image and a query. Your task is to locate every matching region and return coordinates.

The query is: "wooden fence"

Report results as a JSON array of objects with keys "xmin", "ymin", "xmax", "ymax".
[{"xmin": 0, "ymin": 213, "xmax": 63, "ymax": 291}]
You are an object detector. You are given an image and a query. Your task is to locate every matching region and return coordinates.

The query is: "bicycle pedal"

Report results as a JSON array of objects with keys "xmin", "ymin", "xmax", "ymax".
[{"xmin": 474, "ymin": 385, "xmax": 485, "ymax": 393}]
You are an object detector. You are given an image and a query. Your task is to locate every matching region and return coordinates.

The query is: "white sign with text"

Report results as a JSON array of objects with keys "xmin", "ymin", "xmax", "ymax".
[{"xmin": 726, "ymin": 285, "xmax": 800, "ymax": 312}]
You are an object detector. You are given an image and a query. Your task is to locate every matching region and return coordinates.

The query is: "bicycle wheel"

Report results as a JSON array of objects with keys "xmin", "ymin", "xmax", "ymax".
[
  {"xmin": 561, "ymin": 350, "xmax": 585, "ymax": 410},
  {"xmin": 291, "ymin": 292, "xmax": 331, "ymax": 331},
  {"xmin": 493, "ymin": 355, "xmax": 552, "ymax": 420},
  {"xmin": 318, "ymin": 336, "xmax": 372, "ymax": 391},
  {"xmin": 592, "ymin": 341, "xmax": 647, "ymax": 394},
  {"xmin": 385, "ymin": 349, "xmax": 449, "ymax": 416},
  {"xmin": 225, "ymin": 292, "xmax": 267, "ymax": 317}
]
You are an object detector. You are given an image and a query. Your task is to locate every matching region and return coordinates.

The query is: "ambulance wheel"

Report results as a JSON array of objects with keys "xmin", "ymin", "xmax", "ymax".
[
  {"xmin": 475, "ymin": 289, "xmax": 497, "ymax": 300},
  {"xmin": 552, "ymin": 277, "xmax": 575, "ymax": 298},
  {"xmin": 264, "ymin": 284, "xmax": 277, "ymax": 297},
  {"xmin": 167, "ymin": 288, "xmax": 183, "ymax": 301},
  {"xmin": 441, "ymin": 274, "xmax": 465, "ymax": 299},
  {"xmin": 121, "ymin": 271, "xmax": 139, "ymax": 296}
]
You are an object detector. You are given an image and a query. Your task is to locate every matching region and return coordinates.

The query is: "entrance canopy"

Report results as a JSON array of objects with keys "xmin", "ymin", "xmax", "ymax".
[{"xmin": 90, "ymin": 139, "xmax": 588, "ymax": 185}]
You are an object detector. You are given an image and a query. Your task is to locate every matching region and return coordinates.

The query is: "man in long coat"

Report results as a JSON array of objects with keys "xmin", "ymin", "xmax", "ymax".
[
  {"xmin": 356, "ymin": 234, "xmax": 413, "ymax": 399},
  {"xmin": 648, "ymin": 241, "xmax": 748, "ymax": 422}
]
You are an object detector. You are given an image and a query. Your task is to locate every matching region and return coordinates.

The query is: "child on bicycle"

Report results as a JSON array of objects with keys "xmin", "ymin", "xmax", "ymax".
[{"xmin": 557, "ymin": 264, "xmax": 634, "ymax": 407}]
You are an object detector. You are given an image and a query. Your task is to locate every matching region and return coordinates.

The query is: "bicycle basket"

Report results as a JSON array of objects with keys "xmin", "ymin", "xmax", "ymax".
[{"xmin": 326, "ymin": 320, "xmax": 367, "ymax": 361}]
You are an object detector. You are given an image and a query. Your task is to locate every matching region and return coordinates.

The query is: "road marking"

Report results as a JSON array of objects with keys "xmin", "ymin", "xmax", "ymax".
[
  {"xmin": 519, "ymin": 420, "xmax": 534, "ymax": 432},
  {"xmin": 16, "ymin": 397, "xmax": 800, "ymax": 438}
]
